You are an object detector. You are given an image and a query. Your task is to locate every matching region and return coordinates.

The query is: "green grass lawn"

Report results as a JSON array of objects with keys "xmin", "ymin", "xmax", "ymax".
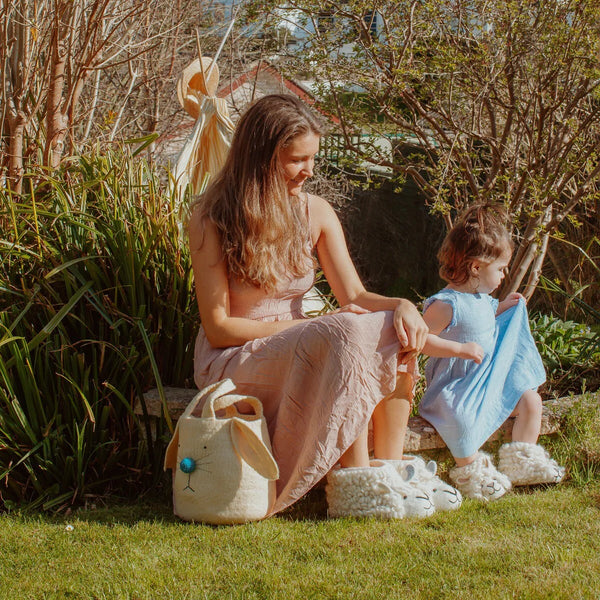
[
  {"xmin": 2, "ymin": 394, "xmax": 599, "ymax": 599},
  {"xmin": 1, "ymin": 482, "xmax": 599, "ymax": 600}
]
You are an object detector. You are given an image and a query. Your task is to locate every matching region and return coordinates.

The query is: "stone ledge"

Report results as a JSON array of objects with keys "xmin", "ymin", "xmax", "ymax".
[{"xmin": 135, "ymin": 388, "xmax": 579, "ymax": 452}]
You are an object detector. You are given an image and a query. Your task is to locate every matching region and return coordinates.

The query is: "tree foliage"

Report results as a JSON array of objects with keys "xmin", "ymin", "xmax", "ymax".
[
  {"xmin": 259, "ymin": 0, "xmax": 600, "ymax": 298},
  {"xmin": 0, "ymin": 0, "xmax": 227, "ymax": 192},
  {"xmin": 1, "ymin": 0, "xmax": 145, "ymax": 189}
]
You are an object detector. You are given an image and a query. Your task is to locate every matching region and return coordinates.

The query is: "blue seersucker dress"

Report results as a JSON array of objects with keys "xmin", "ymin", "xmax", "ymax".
[{"xmin": 418, "ymin": 289, "xmax": 546, "ymax": 458}]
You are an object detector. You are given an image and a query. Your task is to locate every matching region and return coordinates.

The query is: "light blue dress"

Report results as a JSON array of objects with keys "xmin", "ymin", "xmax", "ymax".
[{"xmin": 419, "ymin": 289, "xmax": 546, "ymax": 458}]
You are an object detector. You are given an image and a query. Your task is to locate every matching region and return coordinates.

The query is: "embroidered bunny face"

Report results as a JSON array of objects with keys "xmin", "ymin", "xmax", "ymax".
[
  {"xmin": 178, "ymin": 445, "xmax": 214, "ymax": 493},
  {"xmin": 174, "ymin": 419, "xmax": 278, "ymax": 497}
]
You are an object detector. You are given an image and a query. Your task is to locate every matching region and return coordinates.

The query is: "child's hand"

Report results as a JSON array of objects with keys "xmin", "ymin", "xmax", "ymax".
[
  {"xmin": 459, "ymin": 342, "xmax": 484, "ymax": 363},
  {"xmin": 497, "ymin": 292, "xmax": 524, "ymax": 315}
]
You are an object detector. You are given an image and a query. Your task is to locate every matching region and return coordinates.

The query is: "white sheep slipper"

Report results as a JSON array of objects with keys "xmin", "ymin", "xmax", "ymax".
[
  {"xmin": 325, "ymin": 461, "xmax": 433, "ymax": 519},
  {"xmin": 384, "ymin": 455, "xmax": 463, "ymax": 511},
  {"xmin": 498, "ymin": 442, "xmax": 566, "ymax": 486},
  {"xmin": 387, "ymin": 464, "xmax": 435, "ymax": 518},
  {"xmin": 449, "ymin": 452, "xmax": 511, "ymax": 502}
]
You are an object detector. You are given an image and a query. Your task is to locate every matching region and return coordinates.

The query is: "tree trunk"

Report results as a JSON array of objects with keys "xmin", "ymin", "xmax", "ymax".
[
  {"xmin": 504, "ymin": 240, "xmax": 536, "ymax": 295},
  {"xmin": 522, "ymin": 208, "xmax": 552, "ymax": 300},
  {"xmin": 44, "ymin": 12, "xmax": 68, "ymax": 169},
  {"xmin": 523, "ymin": 231, "xmax": 550, "ymax": 301},
  {"xmin": 6, "ymin": 113, "xmax": 26, "ymax": 194},
  {"xmin": 83, "ymin": 69, "xmax": 102, "ymax": 142}
]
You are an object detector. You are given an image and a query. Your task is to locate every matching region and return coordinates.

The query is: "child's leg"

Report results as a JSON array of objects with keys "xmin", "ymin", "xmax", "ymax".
[
  {"xmin": 499, "ymin": 389, "xmax": 564, "ymax": 485},
  {"xmin": 371, "ymin": 372, "xmax": 413, "ymax": 460},
  {"xmin": 454, "ymin": 453, "xmax": 478, "ymax": 467},
  {"xmin": 510, "ymin": 389, "xmax": 542, "ymax": 443}
]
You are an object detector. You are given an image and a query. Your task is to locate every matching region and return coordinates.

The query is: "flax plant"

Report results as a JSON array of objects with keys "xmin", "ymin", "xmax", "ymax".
[{"xmin": 0, "ymin": 146, "xmax": 198, "ymax": 510}]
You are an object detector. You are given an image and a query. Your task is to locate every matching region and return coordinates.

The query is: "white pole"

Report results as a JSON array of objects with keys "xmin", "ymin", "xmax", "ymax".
[{"xmin": 205, "ymin": 19, "xmax": 236, "ymax": 81}]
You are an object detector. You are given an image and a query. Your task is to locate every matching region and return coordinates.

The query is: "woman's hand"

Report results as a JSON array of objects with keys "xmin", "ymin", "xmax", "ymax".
[
  {"xmin": 459, "ymin": 342, "xmax": 484, "ymax": 363},
  {"xmin": 393, "ymin": 300, "xmax": 429, "ymax": 363},
  {"xmin": 331, "ymin": 303, "xmax": 371, "ymax": 316}
]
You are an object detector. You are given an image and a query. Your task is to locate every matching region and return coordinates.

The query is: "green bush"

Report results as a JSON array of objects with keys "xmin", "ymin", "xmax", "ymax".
[
  {"xmin": 530, "ymin": 313, "xmax": 600, "ymax": 396},
  {"xmin": 546, "ymin": 394, "xmax": 600, "ymax": 486},
  {"xmin": 0, "ymin": 147, "xmax": 198, "ymax": 510}
]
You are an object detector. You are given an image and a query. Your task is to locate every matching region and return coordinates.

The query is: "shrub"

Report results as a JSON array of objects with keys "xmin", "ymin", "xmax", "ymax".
[
  {"xmin": 0, "ymin": 147, "xmax": 197, "ymax": 510},
  {"xmin": 548, "ymin": 394, "xmax": 600, "ymax": 486},
  {"xmin": 530, "ymin": 313, "xmax": 600, "ymax": 396}
]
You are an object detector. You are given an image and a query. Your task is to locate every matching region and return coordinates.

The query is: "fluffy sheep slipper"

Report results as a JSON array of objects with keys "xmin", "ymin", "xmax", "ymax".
[
  {"xmin": 325, "ymin": 461, "xmax": 434, "ymax": 519},
  {"xmin": 498, "ymin": 442, "xmax": 566, "ymax": 486},
  {"xmin": 449, "ymin": 452, "xmax": 511, "ymax": 502},
  {"xmin": 383, "ymin": 455, "xmax": 463, "ymax": 511}
]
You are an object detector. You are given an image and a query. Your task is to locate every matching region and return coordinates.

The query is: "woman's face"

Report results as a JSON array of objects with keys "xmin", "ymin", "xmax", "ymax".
[{"xmin": 278, "ymin": 132, "xmax": 320, "ymax": 196}]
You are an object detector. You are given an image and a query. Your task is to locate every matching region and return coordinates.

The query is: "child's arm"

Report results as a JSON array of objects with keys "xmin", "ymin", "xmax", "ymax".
[
  {"xmin": 422, "ymin": 298, "xmax": 484, "ymax": 362},
  {"xmin": 496, "ymin": 292, "xmax": 524, "ymax": 316},
  {"xmin": 423, "ymin": 335, "xmax": 484, "ymax": 363}
]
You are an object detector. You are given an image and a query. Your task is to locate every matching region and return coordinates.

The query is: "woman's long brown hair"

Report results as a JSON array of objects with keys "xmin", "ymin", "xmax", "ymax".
[{"xmin": 192, "ymin": 94, "xmax": 324, "ymax": 291}]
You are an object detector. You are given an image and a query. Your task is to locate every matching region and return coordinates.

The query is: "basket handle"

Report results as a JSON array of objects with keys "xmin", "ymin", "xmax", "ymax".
[
  {"xmin": 181, "ymin": 379, "xmax": 264, "ymax": 420},
  {"xmin": 164, "ymin": 379, "xmax": 267, "ymax": 473},
  {"xmin": 202, "ymin": 382, "xmax": 264, "ymax": 419}
]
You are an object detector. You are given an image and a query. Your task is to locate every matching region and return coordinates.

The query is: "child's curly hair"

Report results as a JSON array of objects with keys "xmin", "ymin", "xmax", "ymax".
[{"xmin": 438, "ymin": 203, "xmax": 514, "ymax": 286}]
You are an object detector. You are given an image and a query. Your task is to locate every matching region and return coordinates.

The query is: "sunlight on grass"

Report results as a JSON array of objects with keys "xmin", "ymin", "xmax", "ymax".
[{"xmin": 1, "ymin": 485, "xmax": 599, "ymax": 599}]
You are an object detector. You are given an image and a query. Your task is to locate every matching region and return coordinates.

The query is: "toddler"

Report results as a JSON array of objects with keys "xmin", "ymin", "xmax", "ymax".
[{"xmin": 419, "ymin": 204, "xmax": 565, "ymax": 501}]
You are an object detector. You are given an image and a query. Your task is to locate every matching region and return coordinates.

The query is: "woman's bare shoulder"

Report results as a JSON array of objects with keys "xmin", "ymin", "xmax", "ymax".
[
  {"xmin": 188, "ymin": 208, "xmax": 220, "ymax": 253},
  {"xmin": 307, "ymin": 193, "xmax": 338, "ymax": 225},
  {"xmin": 307, "ymin": 192, "xmax": 331, "ymax": 211}
]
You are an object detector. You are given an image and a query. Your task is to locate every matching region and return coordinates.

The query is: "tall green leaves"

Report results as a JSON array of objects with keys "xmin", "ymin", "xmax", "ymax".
[{"xmin": 0, "ymin": 148, "xmax": 198, "ymax": 510}]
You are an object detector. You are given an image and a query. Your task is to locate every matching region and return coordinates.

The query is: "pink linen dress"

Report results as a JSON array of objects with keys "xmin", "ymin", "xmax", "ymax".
[{"xmin": 193, "ymin": 212, "xmax": 408, "ymax": 515}]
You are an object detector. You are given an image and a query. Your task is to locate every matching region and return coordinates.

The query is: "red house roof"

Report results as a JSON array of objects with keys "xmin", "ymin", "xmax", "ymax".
[{"xmin": 218, "ymin": 60, "xmax": 341, "ymax": 124}]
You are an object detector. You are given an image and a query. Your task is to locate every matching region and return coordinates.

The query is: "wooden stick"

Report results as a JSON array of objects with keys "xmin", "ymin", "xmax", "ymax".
[
  {"xmin": 195, "ymin": 29, "xmax": 206, "ymax": 80},
  {"xmin": 205, "ymin": 19, "xmax": 235, "ymax": 81}
]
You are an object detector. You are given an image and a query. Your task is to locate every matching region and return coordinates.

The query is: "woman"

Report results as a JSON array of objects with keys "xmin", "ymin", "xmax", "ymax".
[{"xmin": 189, "ymin": 94, "xmax": 429, "ymax": 517}]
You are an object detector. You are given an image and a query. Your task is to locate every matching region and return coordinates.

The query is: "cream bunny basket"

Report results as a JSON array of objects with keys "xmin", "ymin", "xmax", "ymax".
[{"xmin": 164, "ymin": 379, "xmax": 279, "ymax": 524}]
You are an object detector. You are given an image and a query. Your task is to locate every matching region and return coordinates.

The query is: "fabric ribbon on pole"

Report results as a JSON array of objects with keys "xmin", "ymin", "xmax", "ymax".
[{"xmin": 173, "ymin": 55, "xmax": 235, "ymax": 201}]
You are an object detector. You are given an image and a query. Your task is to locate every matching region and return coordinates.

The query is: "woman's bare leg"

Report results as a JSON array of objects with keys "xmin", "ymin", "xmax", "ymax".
[
  {"xmin": 339, "ymin": 426, "xmax": 370, "ymax": 468},
  {"xmin": 371, "ymin": 372, "xmax": 414, "ymax": 460},
  {"xmin": 510, "ymin": 389, "xmax": 542, "ymax": 443}
]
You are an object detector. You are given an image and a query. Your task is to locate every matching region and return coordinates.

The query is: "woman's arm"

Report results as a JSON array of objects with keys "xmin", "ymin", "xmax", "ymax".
[
  {"xmin": 309, "ymin": 194, "xmax": 429, "ymax": 356},
  {"xmin": 188, "ymin": 211, "xmax": 305, "ymax": 348}
]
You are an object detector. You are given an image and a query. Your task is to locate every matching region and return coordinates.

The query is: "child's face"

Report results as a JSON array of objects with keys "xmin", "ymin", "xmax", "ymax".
[{"xmin": 472, "ymin": 247, "xmax": 512, "ymax": 294}]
